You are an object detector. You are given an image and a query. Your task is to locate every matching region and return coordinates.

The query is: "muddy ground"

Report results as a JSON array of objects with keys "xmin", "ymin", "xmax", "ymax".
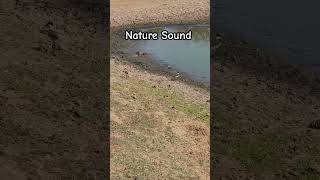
[{"xmin": 0, "ymin": 0, "xmax": 108, "ymax": 179}]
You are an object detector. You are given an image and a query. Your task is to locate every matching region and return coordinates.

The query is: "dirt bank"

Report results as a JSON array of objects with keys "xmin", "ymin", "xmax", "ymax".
[
  {"xmin": 111, "ymin": 0, "xmax": 209, "ymax": 28},
  {"xmin": 110, "ymin": 0, "xmax": 210, "ymax": 179}
]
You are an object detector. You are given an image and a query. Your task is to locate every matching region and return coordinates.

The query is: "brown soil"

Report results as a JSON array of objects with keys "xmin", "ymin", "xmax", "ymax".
[
  {"xmin": 111, "ymin": 0, "xmax": 209, "ymax": 28},
  {"xmin": 212, "ymin": 34, "xmax": 320, "ymax": 179},
  {"xmin": 0, "ymin": 0, "xmax": 108, "ymax": 179}
]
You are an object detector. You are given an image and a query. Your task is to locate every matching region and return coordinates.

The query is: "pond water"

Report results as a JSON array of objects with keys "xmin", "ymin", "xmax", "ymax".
[{"xmin": 133, "ymin": 25, "xmax": 210, "ymax": 84}]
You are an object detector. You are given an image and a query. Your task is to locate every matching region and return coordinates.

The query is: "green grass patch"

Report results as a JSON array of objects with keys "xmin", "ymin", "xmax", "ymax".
[
  {"xmin": 112, "ymin": 76, "xmax": 209, "ymax": 123},
  {"xmin": 144, "ymin": 83, "xmax": 209, "ymax": 123}
]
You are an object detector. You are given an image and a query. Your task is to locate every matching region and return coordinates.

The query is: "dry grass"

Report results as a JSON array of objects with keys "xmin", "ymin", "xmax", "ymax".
[{"xmin": 110, "ymin": 59, "xmax": 210, "ymax": 179}]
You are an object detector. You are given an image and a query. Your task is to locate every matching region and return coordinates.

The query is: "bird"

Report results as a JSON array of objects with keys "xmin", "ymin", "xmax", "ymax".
[{"xmin": 175, "ymin": 72, "xmax": 180, "ymax": 78}]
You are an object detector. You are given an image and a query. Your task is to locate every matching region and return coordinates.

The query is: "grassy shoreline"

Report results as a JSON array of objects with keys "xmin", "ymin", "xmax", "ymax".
[
  {"xmin": 110, "ymin": 55, "xmax": 210, "ymax": 178},
  {"xmin": 110, "ymin": 1, "xmax": 211, "ymax": 177}
]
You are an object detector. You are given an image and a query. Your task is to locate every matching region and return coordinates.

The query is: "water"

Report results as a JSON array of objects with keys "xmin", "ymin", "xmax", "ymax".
[{"xmin": 134, "ymin": 25, "xmax": 210, "ymax": 84}]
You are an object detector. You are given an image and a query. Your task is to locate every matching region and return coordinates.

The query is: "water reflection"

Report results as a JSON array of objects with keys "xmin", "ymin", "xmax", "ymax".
[
  {"xmin": 136, "ymin": 25, "xmax": 210, "ymax": 84},
  {"xmin": 143, "ymin": 26, "xmax": 210, "ymax": 42}
]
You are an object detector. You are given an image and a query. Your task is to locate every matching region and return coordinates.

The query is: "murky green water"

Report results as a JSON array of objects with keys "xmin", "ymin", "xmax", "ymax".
[{"xmin": 136, "ymin": 25, "xmax": 210, "ymax": 84}]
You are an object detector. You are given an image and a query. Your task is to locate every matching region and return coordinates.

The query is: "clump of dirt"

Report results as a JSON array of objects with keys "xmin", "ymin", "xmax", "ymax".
[{"xmin": 309, "ymin": 119, "xmax": 320, "ymax": 129}]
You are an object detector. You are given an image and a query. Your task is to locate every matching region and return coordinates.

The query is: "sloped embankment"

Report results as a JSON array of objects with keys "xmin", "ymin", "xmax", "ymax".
[
  {"xmin": 110, "ymin": 0, "xmax": 210, "ymax": 179},
  {"xmin": 111, "ymin": 58, "xmax": 210, "ymax": 179}
]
